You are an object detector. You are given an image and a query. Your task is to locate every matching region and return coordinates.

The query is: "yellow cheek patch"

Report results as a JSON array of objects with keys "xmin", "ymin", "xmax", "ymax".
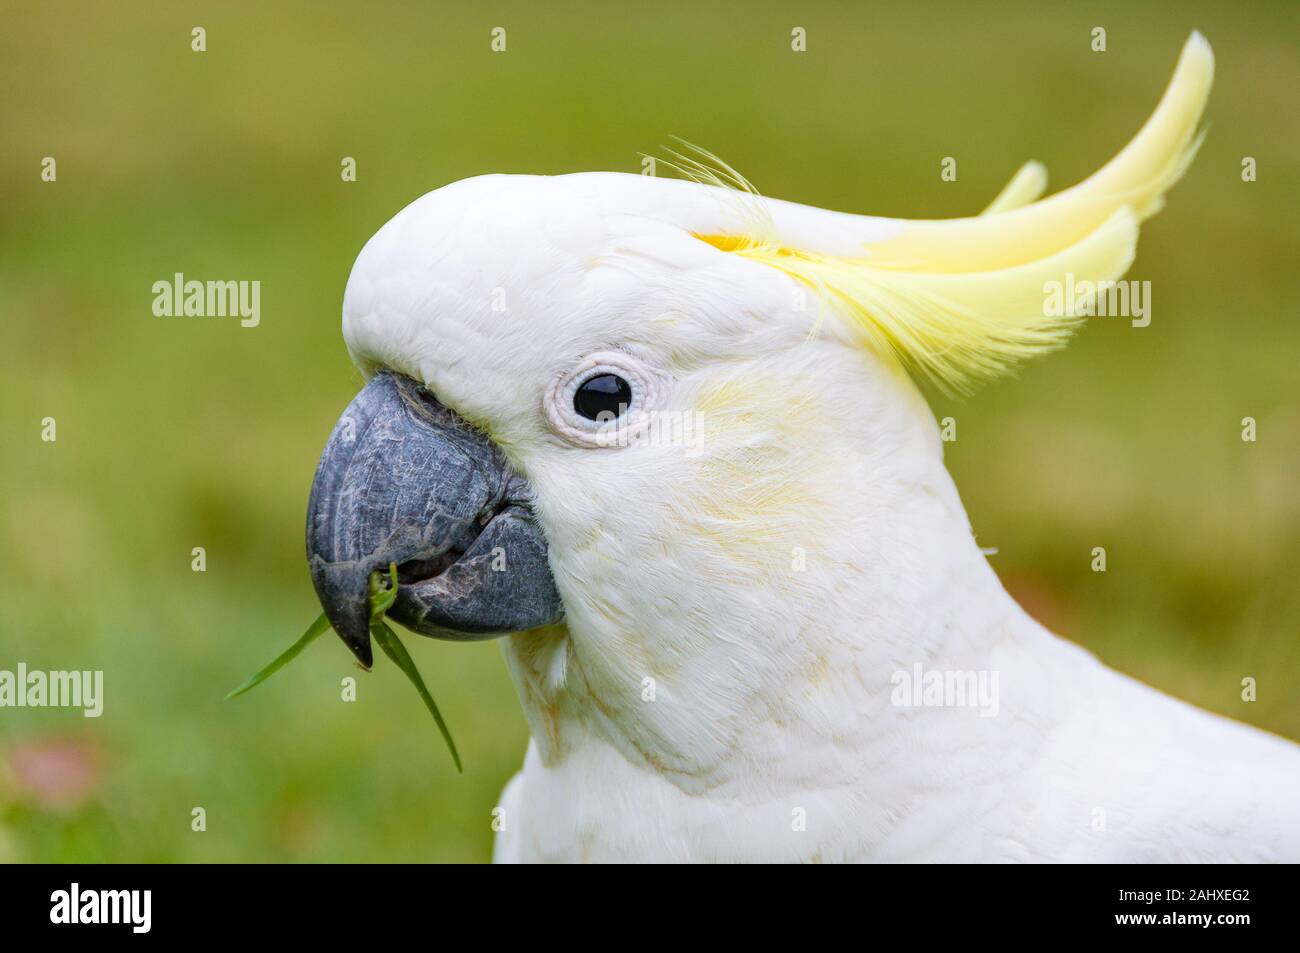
[{"xmin": 685, "ymin": 376, "xmax": 846, "ymax": 569}]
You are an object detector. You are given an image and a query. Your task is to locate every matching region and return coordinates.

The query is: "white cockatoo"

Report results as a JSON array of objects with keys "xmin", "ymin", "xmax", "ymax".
[{"xmin": 304, "ymin": 33, "xmax": 1300, "ymax": 862}]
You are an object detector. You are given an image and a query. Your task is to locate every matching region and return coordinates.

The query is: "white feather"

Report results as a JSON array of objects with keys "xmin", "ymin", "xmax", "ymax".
[{"xmin": 339, "ymin": 35, "xmax": 1300, "ymax": 863}]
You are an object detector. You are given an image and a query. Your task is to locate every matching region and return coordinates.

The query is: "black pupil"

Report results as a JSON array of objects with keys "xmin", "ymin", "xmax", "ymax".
[{"xmin": 574, "ymin": 374, "xmax": 632, "ymax": 421}]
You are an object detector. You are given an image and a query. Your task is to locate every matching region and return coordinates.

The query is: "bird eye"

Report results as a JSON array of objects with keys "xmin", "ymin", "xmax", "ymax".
[
  {"xmin": 545, "ymin": 350, "xmax": 665, "ymax": 448},
  {"xmin": 573, "ymin": 374, "xmax": 632, "ymax": 421}
]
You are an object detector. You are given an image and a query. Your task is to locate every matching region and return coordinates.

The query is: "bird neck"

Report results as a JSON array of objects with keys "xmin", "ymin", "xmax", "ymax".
[{"xmin": 503, "ymin": 381, "xmax": 1037, "ymax": 788}]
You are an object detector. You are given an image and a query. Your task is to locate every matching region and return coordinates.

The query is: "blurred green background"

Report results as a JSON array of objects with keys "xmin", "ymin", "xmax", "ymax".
[{"xmin": 1, "ymin": 1, "xmax": 1297, "ymax": 862}]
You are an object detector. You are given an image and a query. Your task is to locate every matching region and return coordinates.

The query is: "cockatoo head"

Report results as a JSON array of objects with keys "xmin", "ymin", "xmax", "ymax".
[{"xmin": 307, "ymin": 35, "xmax": 1212, "ymax": 774}]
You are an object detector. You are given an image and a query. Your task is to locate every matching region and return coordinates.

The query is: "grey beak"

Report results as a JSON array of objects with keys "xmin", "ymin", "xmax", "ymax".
[{"xmin": 306, "ymin": 371, "xmax": 564, "ymax": 667}]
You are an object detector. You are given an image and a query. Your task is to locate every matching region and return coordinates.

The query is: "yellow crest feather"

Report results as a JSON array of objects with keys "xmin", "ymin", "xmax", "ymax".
[{"xmin": 677, "ymin": 33, "xmax": 1213, "ymax": 394}]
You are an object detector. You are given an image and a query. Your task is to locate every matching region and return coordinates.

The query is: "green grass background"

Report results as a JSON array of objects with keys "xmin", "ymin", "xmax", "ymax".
[{"xmin": 1, "ymin": 1, "xmax": 1297, "ymax": 862}]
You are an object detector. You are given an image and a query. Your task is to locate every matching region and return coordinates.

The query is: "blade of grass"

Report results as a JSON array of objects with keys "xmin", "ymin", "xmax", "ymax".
[
  {"xmin": 225, "ymin": 611, "xmax": 332, "ymax": 699},
  {"xmin": 225, "ymin": 565, "xmax": 463, "ymax": 771},
  {"xmin": 372, "ymin": 619, "xmax": 463, "ymax": 773},
  {"xmin": 368, "ymin": 562, "xmax": 399, "ymax": 622}
]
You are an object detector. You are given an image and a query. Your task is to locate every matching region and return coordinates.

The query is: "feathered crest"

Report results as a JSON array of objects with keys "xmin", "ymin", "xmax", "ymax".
[{"xmin": 663, "ymin": 34, "xmax": 1213, "ymax": 395}]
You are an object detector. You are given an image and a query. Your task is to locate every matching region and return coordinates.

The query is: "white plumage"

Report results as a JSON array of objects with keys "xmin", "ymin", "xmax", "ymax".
[{"xmin": 339, "ymin": 33, "xmax": 1300, "ymax": 862}]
